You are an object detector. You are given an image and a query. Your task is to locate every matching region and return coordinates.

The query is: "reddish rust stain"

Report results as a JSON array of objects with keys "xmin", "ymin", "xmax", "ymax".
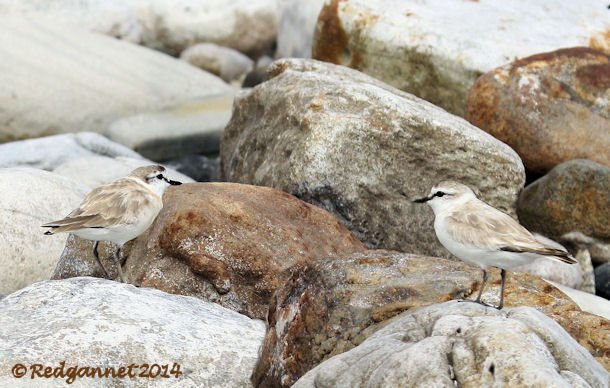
[
  {"xmin": 589, "ymin": 29, "xmax": 610, "ymax": 54},
  {"xmin": 510, "ymin": 47, "xmax": 607, "ymax": 70},
  {"xmin": 313, "ymin": 0, "xmax": 348, "ymax": 64},
  {"xmin": 575, "ymin": 63, "xmax": 610, "ymax": 90}
]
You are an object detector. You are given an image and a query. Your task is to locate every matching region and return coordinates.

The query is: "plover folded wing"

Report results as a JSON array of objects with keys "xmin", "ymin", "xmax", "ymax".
[{"xmin": 42, "ymin": 165, "xmax": 182, "ymax": 283}]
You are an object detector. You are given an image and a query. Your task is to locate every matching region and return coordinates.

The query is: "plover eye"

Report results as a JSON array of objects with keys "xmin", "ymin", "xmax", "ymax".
[
  {"xmin": 435, "ymin": 191, "xmax": 445, "ymax": 198},
  {"xmin": 156, "ymin": 174, "xmax": 163, "ymax": 179}
]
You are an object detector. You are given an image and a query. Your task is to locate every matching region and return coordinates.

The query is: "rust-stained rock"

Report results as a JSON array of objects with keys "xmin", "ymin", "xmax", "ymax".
[
  {"xmin": 517, "ymin": 160, "xmax": 610, "ymax": 243},
  {"xmin": 252, "ymin": 250, "xmax": 610, "ymax": 387},
  {"xmin": 53, "ymin": 182, "xmax": 366, "ymax": 319},
  {"xmin": 312, "ymin": 0, "xmax": 610, "ymax": 116},
  {"xmin": 466, "ymin": 47, "xmax": 610, "ymax": 173}
]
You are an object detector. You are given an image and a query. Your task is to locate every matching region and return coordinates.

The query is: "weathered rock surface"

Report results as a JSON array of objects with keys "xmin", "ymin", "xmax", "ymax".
[
  {"xmin": 53, "ymin": 183, "xmax": 366, "ymax": 319},
  {"xmin": 106, "ymin": 95, "xmax": 234, "ymax": 161},
  {"xmin": 276, "ymin": 0, "xmax": 325, "ymax": 58},
  {"xmin": 0, "ymin": 18, "xmax": 230, "ymax": 142},
  {"xmin": 517, "ymin": 160, "xmax": 610, "ymax": 242},
  {"xmin": 313, "ymin": 0, "xmax": 610, "ymax": 116},
  {"xmin": 53, "ymin": 156, "xmax": 194, "ymax": 189},
  {"xmin": 0, "ymin": 132, "xmax": 141, "ymax": 170},
  {"xmin": 253, "ymin": 250, "xmax": 610, "ymax": 387},
  {"xmin": 0, "ymin": 168, "xmax": 89, "ymax": 294},
  {"xmin": 595, "ymin": 263, "xmax": 610, "ymax": 300},
  {"xmin": 466, "ymin": 47, "xmax": 610, "ymax": 173},
  {"xmin": 293, "ymin": 302, "xmax": 610, "ymax": 388},
  {"xmin": 0, "ymin": 0, "xmax": 279, "ymax": 57},
  {"xmin": 181, "ymin": 43, "xmax": 254, "ymax": 83},
  {"xmin": 0, "ymin": 277, "xmax": 266, "ymax": 387},
  {"xmin": 221, "ymin": 58, "xmax": 525, "ymax": 257},
  {"xmin": 549, "ymin": 281, "xmax": 610, "ymax": 320}
]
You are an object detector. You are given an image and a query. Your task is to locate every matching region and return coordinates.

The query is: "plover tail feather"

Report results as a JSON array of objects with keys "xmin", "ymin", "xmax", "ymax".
[
  {"xmin": 499, "ymin": 245, "xmax": 577, "ymax": 264},
  {"xmin": 41, "ymin": 214, "xmax": 100, "ymax": 234}
]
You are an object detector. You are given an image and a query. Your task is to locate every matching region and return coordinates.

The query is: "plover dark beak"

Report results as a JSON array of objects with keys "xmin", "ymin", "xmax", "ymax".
[
  {"xmin": 165, "ymin": 178, "xmax": 182, "ymax": 186},
  {"xmin": 413, "ymin": 196, "xmax": 432, "ymax": 203}
]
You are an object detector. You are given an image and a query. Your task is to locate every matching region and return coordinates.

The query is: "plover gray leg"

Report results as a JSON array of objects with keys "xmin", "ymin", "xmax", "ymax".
[
  {"xmin": 113, "ymin": 246, "xmax": 126, "ymax": 283},
  {"xmin": 92, "ymin": 241, "xmax": 110, "ymax": 279},
  {"xmin": 497, "ymin": 269, "xmax": 507, "ymax": 310}
]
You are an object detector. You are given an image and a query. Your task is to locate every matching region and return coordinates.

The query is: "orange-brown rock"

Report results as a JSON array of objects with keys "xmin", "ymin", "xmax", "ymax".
[
  {"xmin": 466, "ymin": 47, "xmax": 610, "ymax": 173},
  {"xmin": 53, "ymin": 183, "xmax": 366, "ymax": 319},
  {"xmin": 253, "ymin": 250, "xmax": 610, "ymax": 387}
]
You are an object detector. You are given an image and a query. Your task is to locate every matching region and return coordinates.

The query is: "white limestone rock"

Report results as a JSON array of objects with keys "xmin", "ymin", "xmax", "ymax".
[
  {"xmin": 106, "ymin": 95, "xmax": 235, "ymax": 161},
  {"xmin": 293, "ymin": 301, "xmax": 609, "ymax": 388},
  {"xmin": 0, "ymin": 277, "xmax": 266, "ymax": 387},
  {"xmin": 180, "ymin": 43, "xmax": 254, "ymax": 83},
  {"xmin": 53, "ymin": 156, "xmax": 194, "ymax": 189},
  {"xmin": 276, "ymin": 0, "xmax": 325, "ymax": 58},
  {"xmin": 0, "ymin": 18, "xmax": 230, "ymax": 142},
  {"xmin": 0, "ymin": 132, "xmax": 142, "ymax": 170},
  {"xmin": 312, "ymin": 0, "xmax": 610, "ymax": 115},
  {"xmin": 0, "ymin": 168, "xmax": 89, "ymax": 294},
  {"xmin": 0, "ymin": 0, "xmax": 280, "ymax": 57}
]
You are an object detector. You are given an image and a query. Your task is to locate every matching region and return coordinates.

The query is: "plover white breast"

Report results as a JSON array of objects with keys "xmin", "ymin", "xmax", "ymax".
[
  {"xmin": 42, "ymin": 165, "xmax": 182, "ymax": 282},
  {"xmin": 413, "ymin": 181, "xmax": 576, "ymax": 309}
]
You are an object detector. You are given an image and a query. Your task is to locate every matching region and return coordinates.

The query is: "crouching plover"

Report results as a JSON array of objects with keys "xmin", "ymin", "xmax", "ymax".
[
  {"xmin": 413, "ymin": 181, "xmax": 576, "ymax": 309},
  {"xmin": 42, "ymin": 165, "xmax": 181, "ymax": 282}
]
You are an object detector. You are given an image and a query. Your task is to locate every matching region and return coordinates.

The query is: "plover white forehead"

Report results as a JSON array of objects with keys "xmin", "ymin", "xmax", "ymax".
[
  {"xmin": 42, "ymin": 165, "xmax": 182, "ymax": 282},
  {"xmin": 414, "ymin": 180, "xmax": 576, "ymax": 309}
]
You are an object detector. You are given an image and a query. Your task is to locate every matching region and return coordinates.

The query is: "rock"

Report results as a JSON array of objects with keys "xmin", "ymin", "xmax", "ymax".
[
  {"xmin": 466, "ymin": 48, "xmax": 610, "ymax": 173},
  {"xmin": 180, "ymin": 43, "xmax": 254, "ymax": 83},
  {"xmin": 0, "ymin": 18, "xmax": 230, "ymax": 142},
  {"xmin": 164, "ymin": 155, "xmax": 220, "ymax": 182},
  {"xmin": 0, "ymin": 0, "xmax": 141, "ymax": 42},
  {"xmin": 276, "ymin": 0, "xmax": 325, "ymax": 58},
  {"xmin": 0, "ymin": 168, "xmax": 89, "ymax": 294},
  {"xmin": 0, "ymin": 277, "xmax": 265, "ymax": 387},
  {"xmin": 595, "ymin": 263, "xmax": 610, "ymax": 300},
  {"xmin": 549, "ymin": 280, "xmax": 610, "ymax": 320},
  {"xmin": 312, "ymin": 0, "xmax": 610, "ymax": 116},
  {"xmin": 106, "ymin": 95, "xmax": 234, "ymax": 161},
  {"xmin": 253, "ymin": 250, "xmax": 610, "ymax": 386},
  {"xmin": 293, "ymin": 302, "xmax": 610, "ymax": 388},
  {"xmin": 52, "ymin": 182, "xmax": 367, "ymax": 319},
  {"xmin": 0, "ymin": 0, "xmax": 279, "ymax": 58},
  {"xmin": 243, "ymin": 56, "xmax": 275, "ymax": 87},
  {"xmin": 517, "ymin": 160, "xmax": 610, "ymax": 243},
  {"xmin": 53, "ymin": 156, "xmax": 194, "ymax": 189},
  {"xmin": 0, "ymin": 132, "xmax": 141, "ymax": 170},
  {"xmin": 561, "ymin": 231, "xmax": 610, "ymax": 266},
  {"xmin": 221, "ymin": 58, "xmax": 525, "ymax": 257}
]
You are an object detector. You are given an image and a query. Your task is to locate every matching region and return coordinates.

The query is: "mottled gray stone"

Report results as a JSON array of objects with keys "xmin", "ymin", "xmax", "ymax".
[
  {"xmin": 221, "ymin": 58, "xmax": 525, "ymax": 257},
  {"xmin": 0, "ymin": 278, "xmax": 265, "ymax": 387}
]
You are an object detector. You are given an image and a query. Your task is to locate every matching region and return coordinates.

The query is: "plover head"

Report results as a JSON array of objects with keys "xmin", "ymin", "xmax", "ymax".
[
  {"xmin": 413, "ymin": 180, "xmax": 476, "ymax": 213},
  {"xmin": 130, "ymin": 165, "xmax": 182, "ymax": 195}
]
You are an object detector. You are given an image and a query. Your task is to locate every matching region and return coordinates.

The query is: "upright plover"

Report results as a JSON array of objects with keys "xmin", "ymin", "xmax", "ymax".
[
  {"xmin": 413, "ymin": 181, "xmax": 576, "ymax": 309},
  {"xmin": 43, "ymin": 165, "xmax": 182, "ymax": 282}
]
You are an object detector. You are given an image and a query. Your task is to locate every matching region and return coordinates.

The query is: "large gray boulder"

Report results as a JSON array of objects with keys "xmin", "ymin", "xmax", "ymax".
[
  {"xmin": 0, "ymin": 168, "xmax": 89, "ymax": 294},
  {"xmin": 0, "ymin": 18, "xmax": 230, "ymax": 142},
  {"xmin": 312, "ymin": 0, "xmax": 610, "ymax": 116},
  {"xmin": 0, "ymin": 278, "xmax": 265, "ymax": 387},
  {"xmin": 221, "ymin": 59, "xmax": 525, "ymax": 257},
  {"xmin": 293, "ymin": 302, "xmax": 610, "ymax": 388}
]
